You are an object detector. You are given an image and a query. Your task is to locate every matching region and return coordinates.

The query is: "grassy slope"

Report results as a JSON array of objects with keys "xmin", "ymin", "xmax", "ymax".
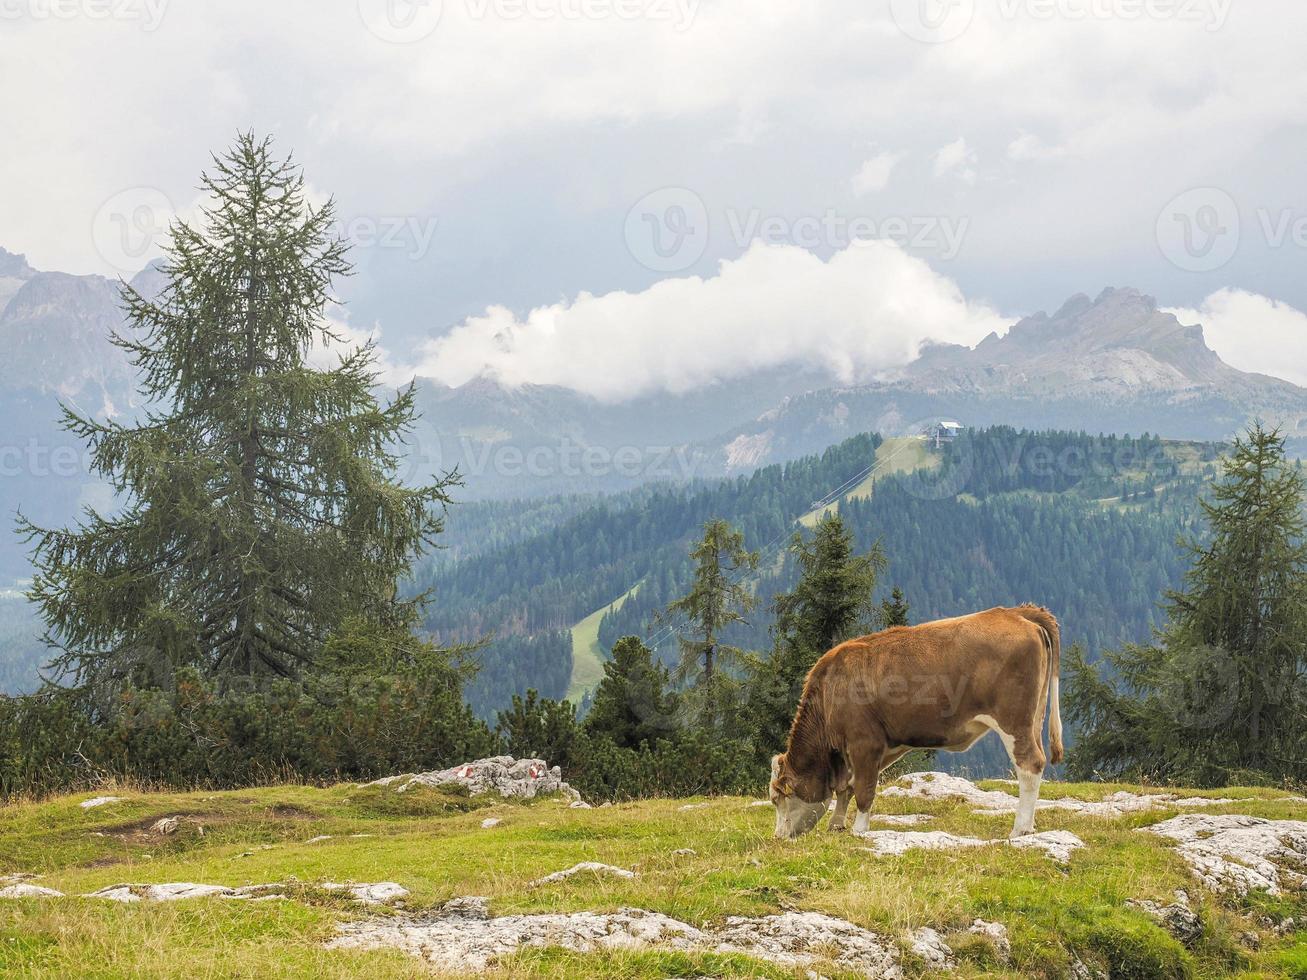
[
  {"xmin": 1, "ymin": 779, "xmax": 1304, "ymax": 978},
  {"xmin": 799, "ymin": 437, "xmax": 940, "ymax": 528},
  {"xmin": 565, "ymin": 583, "xmax": 642, "ymax": 703}
]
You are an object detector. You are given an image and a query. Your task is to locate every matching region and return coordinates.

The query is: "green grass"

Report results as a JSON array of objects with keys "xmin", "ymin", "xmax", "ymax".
[
  {"xmin": 565, "ymin": 582, "xmax": 642, "ymax": 703},
  {"xmin": 0, "ymin": 779, "xmax": 1304, "ymax": 977},
  {"xmin": 799, "ymin": 437, "xmax": 940, "ymax": 528}
]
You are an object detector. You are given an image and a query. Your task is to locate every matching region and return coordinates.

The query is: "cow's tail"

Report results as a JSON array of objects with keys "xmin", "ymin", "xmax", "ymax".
[{"xmin": 1018, "ymin": 605, "xmax": 1063, "ymax": 765}]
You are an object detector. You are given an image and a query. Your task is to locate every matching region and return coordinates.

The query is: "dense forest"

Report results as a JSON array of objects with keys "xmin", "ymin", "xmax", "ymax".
[{"xmin": 422, "ymin": 426, "xmax": 1219, "ymax": 717}]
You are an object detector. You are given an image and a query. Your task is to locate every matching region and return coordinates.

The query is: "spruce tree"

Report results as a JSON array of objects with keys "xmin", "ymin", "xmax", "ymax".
[
  {"xmin": 663, "ymin": 519, "xmax": 758, "ymax": 724},
  {"xmin": 1066, "ymin": 423, "xmax": 1307, "ymax": 784},
  {"xmin": 21, "ymin": 134, "xmax": 453, "ymax": 692},
  {"xmin": 772, "ymin": 512, "xmax": 886, "ymax": 670},
  {"xmin": 881, "ymin": 586, "xmax": 910, "ymax": 628},
  {"xmin": 584, "ymin": 635, "xmax": 677, "ymax": 749}
]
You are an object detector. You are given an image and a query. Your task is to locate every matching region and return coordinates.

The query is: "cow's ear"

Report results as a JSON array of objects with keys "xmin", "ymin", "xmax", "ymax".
[{"xmin": 770, "ymin": 753, "xmax": 785, "ymax": 781}]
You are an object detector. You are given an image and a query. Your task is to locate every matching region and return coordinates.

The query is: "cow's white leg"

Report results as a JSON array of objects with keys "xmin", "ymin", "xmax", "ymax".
[
  {"xmin": 851, "ymin": 808, "xmax": 871, "ymax": 834},
  {"xmin": 829, "ymin": 789, "xmax": 851, "ymax": 831},
  {"xmin": 1013, "ymin": 768, "xmax": 1042, "ymax": 838},
  {"xmin": 976, "ymin": 714, "xmax": 1040, "ymax": 838}
]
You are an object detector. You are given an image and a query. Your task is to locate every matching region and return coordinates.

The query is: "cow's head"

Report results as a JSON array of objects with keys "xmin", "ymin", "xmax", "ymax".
[{"xmin": 770, "ymin": 753, "xmax": 829, "ymax": 839}]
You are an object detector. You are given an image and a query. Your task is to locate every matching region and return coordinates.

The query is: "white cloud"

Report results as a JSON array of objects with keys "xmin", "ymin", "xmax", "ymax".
[
  {"xmin": 308, "ymin": 315, "xmax": 415, "ymax": 389},
  {"xmin": 1006, "ymin": 133, "xmax": 1065, "ymax": 162},
  {"xmin": 1165, "ymin": 289, "xmax": 1307, "ymax": 389},
  {"xmin": 415, "ymin": 242, "xmax": 1012, "ymax": 401},
  {"xmin": 932, "ymin": 137, "xmax": 977, "ymax": 184},
  {"xmin": 850, "ymin": 151, "xmax": 901, "ymax": 196}
]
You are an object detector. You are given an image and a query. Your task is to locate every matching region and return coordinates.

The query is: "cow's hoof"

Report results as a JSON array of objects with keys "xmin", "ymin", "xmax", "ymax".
[
  {"xmin": 1009, "ymin": 827, "xmax": 1035, "ymax": 839},
  {"xmin": 827, "ymin": 822, "xmax": 845, "ymax": 833}
]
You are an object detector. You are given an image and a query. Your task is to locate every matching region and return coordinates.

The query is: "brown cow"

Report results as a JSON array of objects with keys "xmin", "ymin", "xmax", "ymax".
[{"xmin": 770, "ymin": 605, "xmax": 1062, "ymax": 839}]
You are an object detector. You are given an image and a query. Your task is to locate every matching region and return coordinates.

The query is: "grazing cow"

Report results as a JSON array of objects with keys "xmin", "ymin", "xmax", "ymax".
[{"xmin": 770, "ymin": 605, "xmax": 1062, "ymax": 839}]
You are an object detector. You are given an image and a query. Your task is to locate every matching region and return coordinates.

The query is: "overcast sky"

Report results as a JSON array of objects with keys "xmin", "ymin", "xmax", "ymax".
[{"xmin": 5, "ymin": 0, "xmax": 1307, "ymax": 396}]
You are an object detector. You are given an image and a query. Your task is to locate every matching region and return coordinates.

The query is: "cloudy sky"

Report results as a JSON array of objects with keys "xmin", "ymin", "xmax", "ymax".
[{"xmin": 5, "ymin": 0, "xmax": 1307, "ymax": 397}]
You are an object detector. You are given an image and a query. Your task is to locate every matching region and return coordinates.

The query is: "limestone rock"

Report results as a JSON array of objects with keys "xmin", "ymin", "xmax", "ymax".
[
  {"xmin": 530, "ymin": 862, "xmax": 638, "ymax": 886},
  {"xmin": 1141, "ymin": 814, "xmax": 1307, "ymax": 896},
  {"xmin": 367, "ymin": 756, "xmax": 577, "ymax": 800}
]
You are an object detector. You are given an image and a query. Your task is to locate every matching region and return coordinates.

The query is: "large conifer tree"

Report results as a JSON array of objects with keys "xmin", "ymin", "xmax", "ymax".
[
  {"xmin": 21, "ymin": 134, "xmax": 453, "ymax": 690},
  {"xmin": 1066, "ymin": 423, "xmax": 1307, "ymax": 783}
]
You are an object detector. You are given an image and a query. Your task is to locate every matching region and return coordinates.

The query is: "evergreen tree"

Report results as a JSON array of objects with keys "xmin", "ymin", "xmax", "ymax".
[
  {"xmin": 772, "ymin": 512, "xmax": 886, "ymax": 669},
  {"xmin": 20, "ymin": 134, "xmax": 454, "ymax": 692},
  {"xmin": 1066, "ymin": 424, "xmax": 1307, "ymax": 784},
  {"xmin": 881, "ymin": 586, "xmax": 910, "ymax": 627},
  {"xmin": 584, "ymin": 636, "xmax": 677, "ymax": 749},
  {"xmin": 662, "ymin": 519, "xmax": 758, "ymax": 724}
]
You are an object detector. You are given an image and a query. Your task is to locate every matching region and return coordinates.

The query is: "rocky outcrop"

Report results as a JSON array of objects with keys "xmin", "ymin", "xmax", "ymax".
[
  {"xmin": 856, "ymin": 828, "xmax": 1084, "ymax": 863},
  {"xmin": 1141, "ymin": 814, "xmax": 1307, "ymax": 896},
  {"xmin": 366, "ymin": 756, "xmax": 577, "ymax": 800},
  {"xmin": 882, "ymin": 771, "xmax": 1234, "ymax": 818},
  {"xmin": 328, "ymin": 896, "xmax": 903, "ymax": 977}
]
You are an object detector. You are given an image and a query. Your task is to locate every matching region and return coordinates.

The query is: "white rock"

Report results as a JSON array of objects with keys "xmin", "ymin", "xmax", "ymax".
[
  {"xmin": 857, "ymin": 831, "xmax": 989, "ymax": 858},
  {"xmin": 1008, "ymin": 830, "xmax": 1086, "ymax": 864},
  {"xmin": 323, "ymin": 881, "xmax": 410, "ymax": 904},
  {"xmin": 480, "ymin": 817, "xmax": 501, "ymax": 829},
  {"xmin": 672, "ymin": 848, "xmax": 697, "ymax": 857},
  {"xmin": 568, "ymin": 800, "xmax": 592, "ymax": 809},
  {"xmin": 368, "ymin": 756, "xmax": 578, "ymax": 800},
  {"xmin": 150, "ymin": 817, "xmax": 180, "ymax": 836},
  {"xmin": 530, "ymin": 862, "xmax": 638, "ymax": 886},
  {"xmin": 85, "ymin": 885, "xmax": 141, "ymax": 903},
  {"xmin": 748, "ymin": 800, "xmax": 773, "ymax": 808},
  {"xmin": 882, "ymin": 772, "xmax": 1238, "ymax": 819},
  {"xmin": 0, "ymin": 884, "xmax": 65, "ymax": 899},
  {"xmin": 678, "ymin": 803, "xmax": 708, "ymax": 811},
  {"xmin": 328, "ymin": 899, "xmax": 902, "ymax": 977},
  {"xmin": 84, "ymin": 882, "xmax": 234, "ymax": 902},
  {"xmin": 1141, "ymin": 814, "xmax": 1307, "ymax": 896},
  {"xmin": 968, "ymin": 919, "xmax": 1011, "ymax": 961},
  {"xmin": 714, "ymin": 910, "xmax": 903, "ymax": 977},
  {"xmin": 857, "ymin": 829, "xmax": 1084, "ymax": 863},
  {"xmin": 909, "ymin": 926, "xmax": 955, "ymax": 970},
  {"xmin": 79, "ymin": 796, "xmax": 123, "ymax": 810},
  {"xmin": 304, "ymin": 835, "xmax": 334, "ymax": 845},
  {"xmin": 871, "ymin": 814, "xmax": 934, "ymax": 827}
]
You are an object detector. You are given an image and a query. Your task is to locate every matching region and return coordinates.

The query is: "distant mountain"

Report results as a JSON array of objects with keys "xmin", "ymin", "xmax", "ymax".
[
  {"xmin": 0, "ymin": 250, "xmax": 148, "ymax": 580},
  {"xmin": 3, "ymin": 256, "xmax": 1303, "ymax": 575},
  {"xmin": 681, "ymin": 287, "xmax": 1307, "ymax": 472}
]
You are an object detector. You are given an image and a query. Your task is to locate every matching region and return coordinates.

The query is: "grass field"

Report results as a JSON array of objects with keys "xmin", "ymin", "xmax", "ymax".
[
  {"xmin": 1, "ymin": 776, "xmax": 1303, "ymax": 978},
  {"xmin": 565, "ymin": 582, "xmax": 642, "ymax": 703}
]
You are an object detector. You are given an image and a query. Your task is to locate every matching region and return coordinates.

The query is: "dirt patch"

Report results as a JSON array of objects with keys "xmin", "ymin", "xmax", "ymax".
[{"xmin": 268, "ymin": 803, "xmax": 317, "ymax": 819}]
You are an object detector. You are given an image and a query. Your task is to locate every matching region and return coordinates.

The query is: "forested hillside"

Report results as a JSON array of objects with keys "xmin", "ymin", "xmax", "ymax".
[{"xmin": 425, "ymin": 427, "xmax": 1219, "ymax": 718}]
